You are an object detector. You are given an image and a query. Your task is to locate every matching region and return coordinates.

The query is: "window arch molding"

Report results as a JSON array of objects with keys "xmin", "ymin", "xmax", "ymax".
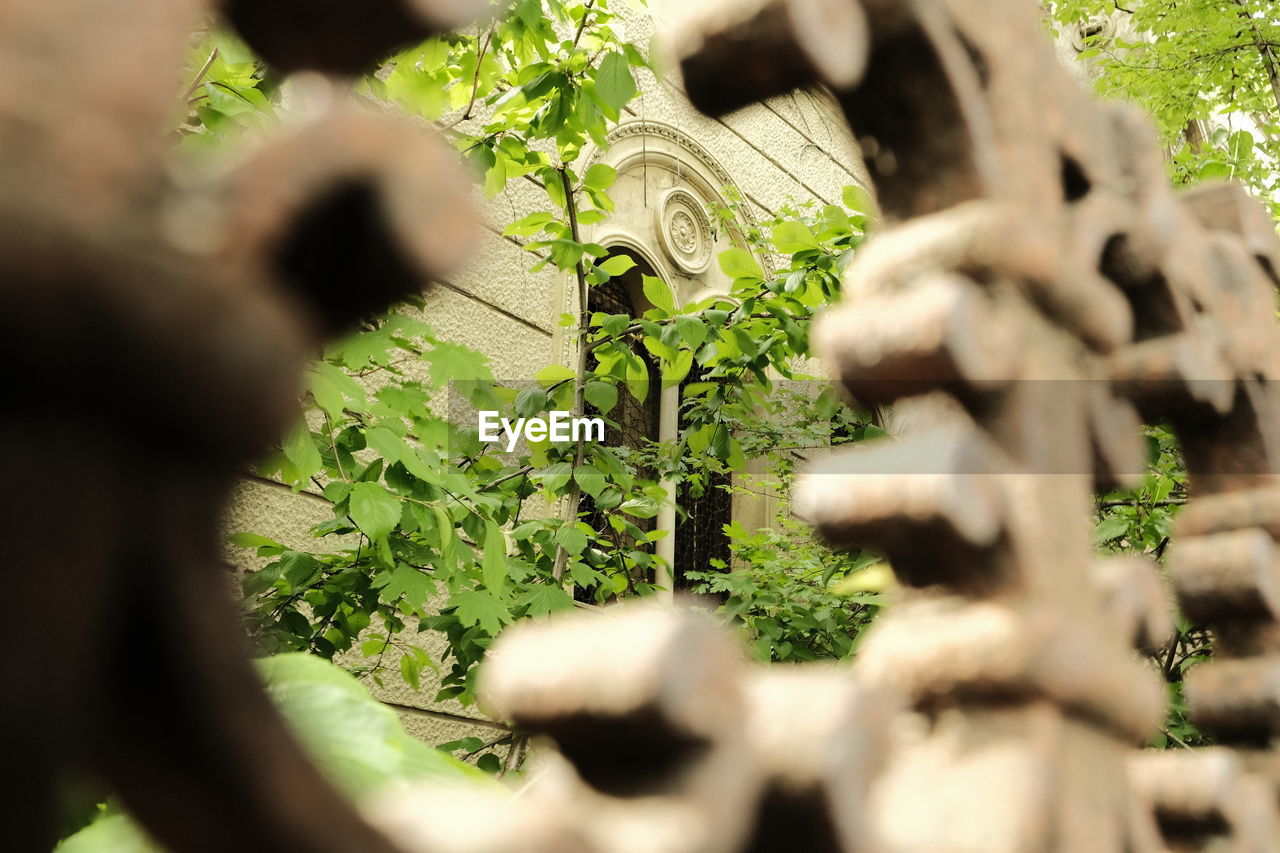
[{"xmin": 578, "ymin": 120, "xmax": 770, "ymax": 305}]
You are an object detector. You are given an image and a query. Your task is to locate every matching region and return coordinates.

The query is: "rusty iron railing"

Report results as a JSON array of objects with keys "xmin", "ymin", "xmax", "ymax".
[{"xmin": 4, "ymin": 0, "xmax": 1280, "ymax": 851}]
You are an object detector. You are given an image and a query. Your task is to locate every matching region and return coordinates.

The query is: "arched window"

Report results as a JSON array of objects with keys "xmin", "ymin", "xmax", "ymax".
[
  {"xmin": 675, "ymin": 364, "xmax": 733, "ymax": 595},
  {"xmin": 573, "ymin": 245, "xmax": 736, "ymax": 603},
  {"xmin": 576, "ymin": 250, "xmax": 660, "ymax": 602},
  {"xmin": 586, "ymin": 255, "xmax": 660, "ymax": 455}
]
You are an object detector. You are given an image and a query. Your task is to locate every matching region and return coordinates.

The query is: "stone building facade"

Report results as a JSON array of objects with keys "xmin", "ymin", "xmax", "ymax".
[{"xmin": 225, "ymin": 1, "xmax": 870, "ymax": 750}]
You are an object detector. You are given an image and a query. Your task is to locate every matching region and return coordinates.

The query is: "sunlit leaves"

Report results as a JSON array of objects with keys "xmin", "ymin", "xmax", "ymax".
[
  {"xmin": 349, "ymin": 482, "xmax": 403, "ymax": 540},
  {"xmin": 718, "ymin": 247, "xmax": 765, "ymax": 281},
  {"xmin": 226, "ymin": 0, "xmax": 884, "ymax": 710},
  {"xmin": 423, "ymin": 341, "xmax": 493, "ymax": 388},
  {"xmin": 377, "ymin": 564, "xmax": 435, "ymax": 613},
  {"xmin": 1050, "ymin": 0, "xmax": 1280, "ymax": 212},
  {"xmin": 771, "ymin": 221, "xmax": 820, "ymax": 253},
  {"xmin": 450, "ymin": 588, "xmax": 509, "ymax": 635},
  {"xmin": 504, "ymin": 211, "xmax": 558, "ymax": 238},
  {"xmin": 583, "ymin": 163, "xmax": 618, "ymax": 192},
  {"xmin": 283, "ymin": 419, "xmax": 323, "ymax": 485},
  {"xmin": 593, "ymin": 51, "xmax": 637, "ymax": 117},
  {"xmin": 555, "ymin": 523, "xmax": 589, "ymax": 556},
  {"xmin": 573, "ymin": 464, "xmax": 606, "ymax": 498},
  {"xmin": 478, "ymin": 522, "xmax": 510, "ymax": 593},
  {"xmin": 583, "ymin": 380, "xmax": 618, "ymax": 414},
  {"xmin": 641, "ymin": 273, "xmax": 675, "ymax": 314},
  {"xmin": 597, "ymin": 253, "xmax": 637, "ymax": 277},
  {"xmin": 519, "ymin": 583, "xmax": 574, "ymax": 618}
]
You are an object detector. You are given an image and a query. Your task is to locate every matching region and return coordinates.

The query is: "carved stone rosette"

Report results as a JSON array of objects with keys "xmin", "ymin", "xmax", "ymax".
[{"xmin": 655, "ymin": 187, "xmax": 715, "ymax": 275}]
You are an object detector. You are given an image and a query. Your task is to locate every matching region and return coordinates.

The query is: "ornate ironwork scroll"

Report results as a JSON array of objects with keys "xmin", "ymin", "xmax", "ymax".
[
  {"xmin": 5, "ymin": 0, "xmax": 1280, "ymax": 850},
  {"xmin": 0, "ymin": 1, "xmax": 485, "ymax": 850},
  {"xmin": 476, "ymin": 1, "xmax": 1280, "ymax": 852}
]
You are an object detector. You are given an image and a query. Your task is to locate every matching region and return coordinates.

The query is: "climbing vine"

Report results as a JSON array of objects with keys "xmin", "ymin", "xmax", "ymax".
[{"xmin": 195, "ymin": 0, "xmax": 881, "ymax": 714}]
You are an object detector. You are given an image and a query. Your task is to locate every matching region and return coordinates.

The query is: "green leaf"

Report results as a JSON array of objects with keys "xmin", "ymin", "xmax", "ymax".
[
  {"xmin": 642, "ymin": 274, "xmax": 676, "ymax": 314},
  {"xmin": 663, "ymin": 350, "xmax": 695, "ymax": 384},
  {"xmin": 438, "ymin": 737, "xmax": 486, "ymax": 755},
  {"xmin": 450, "ymin": 589, "xmax": 510, "ymax": 635},
  {"xmin": 258, "ymin": 654, "xmax": 491, "ymax": 795},
  {"xmin": 483, "ymin": 151, "xmax": 508, "ymax": 198},
  {"xmin": 600, "ymin": 313, "xmax": 631, "ymax": 337},
  {"xmin": 515, "ymin": 387, "xmax": 549, "ymax": 418},
  {"xmin": 56, "ymin": 815, "xmax": 156, "ymax": 853},
  {"xmin": 584, "ymin": 163, "xmax": 618, "ymax": 191},
  {"xmin": 482, "ymin": 522, "xmax": 509, "ymax": 593},
  {"xmin": 539, "ymin": 461, "xmax": 573, "ymax": 493},
  {"xmin": 378, "ymin": 564, "xmax": 434, "ymax": 611},
  {"xmin": 718, "ymin": 247, "xmax": 764, "ymax": 281},
  {"xmin": 520, "ymin": 583, "xmax": 574, "ymax": 618},
  {"xmin": 675, "ymin": 316, "xmax": 708, "ymax": 349},
  {"xmin": 595, "ymin": 51, "xmax": 637, "ymax": 114},
  {"xmin": 598, "ymin": 254, "xmax": 637, "ymax": 277},
  {"xmin": 704, "ymin": 308, "xmax": 731, "ymax": 327},
  {"xmin": 1228, "ymin": 130, "xmax": 1254, "ymax": 162},
  {"xmin": 230, "ymin": 532, "xmax": 284, "ymax": 550},
  {"xmin": 1197, "ymin": 160, "xmax": 1233, "ymax": 181},
  {"xmin": 504, "ymin": 211, "xmax": 556, "ymax": 238},
  {"xmin": 58, "ymin": 656, "xmax": 492, "ymax": 851},
  {"xmin": 511, "ymin": 521, "xmax": 544, "ymax": 541},
  {"xmin": 309, "ymin": 370, "xmax": 347, "ymax": 421},
  {"xmin": 283, "ymin": 419, "xmax": 322, "ymax": 483},
  {"xmin": 279, "ymin": 551, "xmax": 323, "ymax": 591},
  {"xmin": 624, "ymin": 352, "xmax": 650, "ymax": 402},
  {"xmin": 574, "ymin": 464, "xmax": 607, "ymax": 498},
  {"xmin": 423, "ymin": 341, "xmax": 493, "ymax": 388},
  {"xmin": 430, "ymin": 503, "xmax": 455, "ymax": 549},
  {"xmin": 842, "ymin": 184, "xmax": 875, "ymax": 216},
  {"xmin": 643, "ymin": 336, "xmax": 678, "ymax": 362},
  {"xmin": 556, "ymin": 523, "xmax": 589, "ymax": 556},
  {"xmin": 584, "ymin": 381, "xmax": 618, "ymax": 414},
  {"xmin": 364, "ymin": 426, "xmax": 408, "ymax": 466},
  {"xmin": 771, "ymin": 221, "xmax": 820, "ymax": 253},
  {"xmin": 535, "ymin": 364, "xmax": 576, "ymax": 385},
  {"xmin": 1094, "ymin": 515, "xmax": 1130, "ymax": 545},
  {"xmin": 349, "ymin": 482, "xmax": 402, "ymax": 540},
  {"xmin": 400, "ymin": 653, "xmax": 422, "ymax": 690}
]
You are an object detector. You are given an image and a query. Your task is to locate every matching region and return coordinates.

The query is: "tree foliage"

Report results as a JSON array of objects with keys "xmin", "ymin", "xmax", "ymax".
[
  {"xmin": 188, "ymin": 1, "xmax": 883, "ymax": 709},
  {"xmin": 1048, "ymin": 2, "xmax": 1280, "ymax": 743},
  {"xmin": 1050, "ymin": 0, "xmax": 1280, "ymax": 211},
  {"xmin": 57, "ymin": 655, "xmax": 490, "ymax": 851}
]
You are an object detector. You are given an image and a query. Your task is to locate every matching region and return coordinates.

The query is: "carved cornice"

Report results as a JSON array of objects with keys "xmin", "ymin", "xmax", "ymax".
[{"xmin": 585, "ymin": 119, "xmax": 773, "ymax": 276}]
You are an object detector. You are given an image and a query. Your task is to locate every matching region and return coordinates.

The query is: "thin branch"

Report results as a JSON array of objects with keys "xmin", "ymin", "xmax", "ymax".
[
  {"xmin": 553, "ymin": 168, "xmax": 592, "ymax": 583},
  {"xmin": 437, "ymin": 24, "xmax": 497, "ymax": 131},
  {"xmin": 573, "ymin": 0, "xmax": 599, "ymax": 49},
  {"xmin": 1234, "ymin": 0, "xmax": 1280, "ymax": 119},
  {"xmin": 182, "ymin": 48, "xmax": 219, "ymax": 103},
  {"xmin": 464, "ymin": 732, "xmax": 510, "ymax": 759}
]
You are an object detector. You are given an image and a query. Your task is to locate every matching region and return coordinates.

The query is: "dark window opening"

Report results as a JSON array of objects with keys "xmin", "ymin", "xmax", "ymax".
[
  {"xmin": 675, "ymin": 365, "xmax": 732, "ymax": 600},
  {"xmin": 576, "ymin": 251, "xmax": 660, "ymax": 603}
]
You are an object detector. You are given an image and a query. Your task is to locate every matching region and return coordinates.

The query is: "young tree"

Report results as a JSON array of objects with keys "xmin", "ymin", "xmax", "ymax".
[
  {"xmin": 189, "ymin": 0, "xmax": 881, "ymax": 754},
  {"xmin": 1051, "ymin": 0, "xmax": 1280, "ymax": 746},
  {"xmin": 1051, "ymin": 0, "xmax": 1280, "ymax": 211}
]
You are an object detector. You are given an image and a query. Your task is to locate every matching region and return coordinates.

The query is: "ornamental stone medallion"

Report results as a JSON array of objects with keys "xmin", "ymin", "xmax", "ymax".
[
  {"xmin": 655, "ymin": 187, "xmax": 713, "ymax": 274},
  {"xmin": 1070, "ymin": 13, "xmax": 1116, "ymax": 51}
]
